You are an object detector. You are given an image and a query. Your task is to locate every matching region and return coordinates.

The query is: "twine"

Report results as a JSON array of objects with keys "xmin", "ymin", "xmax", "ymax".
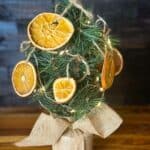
[
  {"xmin": 62, "ymin": 51, "xmax": 90, "ymax": 82},
  {"xmin": 92, "ymin": 41, "xmax": 105, "ymax": 57},
  {"xmin": 69, "ymin": 0, "xmax": 93, "ymax": 19},
  {"xmin": 20, "ymin": 41, "xmax": 31, "ymax": 52},
  {"xmin": 26, "ymin": 47, "xmax": 36, "ymax": 61},
  {"xmin": 96, "ymin": 15, "xmax": 107, "ymax": 33},
  {"xmin": 96, "ymin": 15, "xmax": 114, "ymax": 52}
]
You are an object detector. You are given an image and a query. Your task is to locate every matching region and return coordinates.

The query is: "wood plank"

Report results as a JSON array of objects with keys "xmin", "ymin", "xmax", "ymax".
[
  {"xmin": 0, "ymin": 144, "xmax": 50, "ymax": 150},
  {"xmin": 0, "ymin": 106, "xmax": 150, "ymax": 149},
  {"xmin": 0, "ymin": 136, "xmax": 25, "ymax": 143},
  {"xmin": 0, "ymin": 114, "xmax": 39, "ymax": 130},
  {"xmin": 0, "ymin": 107, "xmax": 42, "ymax": 114},
  {"xmin": 1, "ymin": 106, "xmax": 150, "ymax": 114},
  {"xmin": 0, "ymin": 106, "xmax": 150, "ymax": 134},
  {"xmin": 0, "ymin": 135, "xmax": 150, "ymax": 150},
  {"xmin": 0, "ymin": 119, "xmax": 149, "ymax": 135}
]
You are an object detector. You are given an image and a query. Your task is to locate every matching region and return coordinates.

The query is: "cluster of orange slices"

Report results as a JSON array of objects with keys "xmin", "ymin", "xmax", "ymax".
[
  {"xmin": 12, "ymin": 13, "xmax": 76, "ymax": 103},
  {"xmin": 101, "ymin": 49, "xmax": 124, "ymax": 91},
  {"xmin": 12, "ymin": 59, "xmax": 76, "ymax": 103},
  {"xmin": 11, "ymin": 12, "xmax": 123, "ymax": 104}
]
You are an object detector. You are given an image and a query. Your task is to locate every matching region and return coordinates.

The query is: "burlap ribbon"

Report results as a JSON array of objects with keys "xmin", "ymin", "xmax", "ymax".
[{"xmin": 15, "ymin": 103, "xmax": 122, "ymax": 149}]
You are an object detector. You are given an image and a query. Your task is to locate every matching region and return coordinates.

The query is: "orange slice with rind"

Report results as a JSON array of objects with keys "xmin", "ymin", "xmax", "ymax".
[
  {"xmin": 53, "ymin": 77, "xmax": 76, "ymax": 104},
  {"xmin": 101, "ymin": 51, "xmax": 115, "ymax": 91},
  {"xmin": 12, "ymin": 60, "xmax": 37, "ymax": 97},
  {"xmin": 113, "ymin": 49, "xmax": 124, "ymax": 76},
  {"xmin": 27, "ymin": 12, "xmax": 74, "ymax": 51}
]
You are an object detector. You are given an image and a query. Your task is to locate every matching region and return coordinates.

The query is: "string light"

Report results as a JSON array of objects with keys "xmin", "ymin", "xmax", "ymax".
[
  {"xmin": 70, "ymin": 109, "xmax": 76, "ymax": 113},
  {"xmin": 39, "ymin": 86, "xmax": 46, "ymax": 93},
  {"xmin": 100, "ymin": 87, "xmax": 104, "ymax": 92},
  {"xmin": 96, "ymin": 76, "xmax": 100, "ymax": 82},
  {"xmin": 96, "ymin": 102, "xmax": 102, "ymax": 107}
]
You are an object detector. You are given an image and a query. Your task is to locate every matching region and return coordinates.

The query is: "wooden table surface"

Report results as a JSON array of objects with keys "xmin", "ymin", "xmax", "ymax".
[{"xmin": 0, "ymin": 106, "xmax": 150, "ymax": 150}]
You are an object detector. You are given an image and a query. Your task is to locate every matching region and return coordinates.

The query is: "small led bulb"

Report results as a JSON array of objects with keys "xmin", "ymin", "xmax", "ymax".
[
  {"xmin": 33, "ymin": 89, "xmax": 37, "ymax": 93},
  {"xmin": 100, "ymin": 87, "xmax": 104, "ymax": 92},
  {"xmin": 96, "ymin": 76, "xmax": 99, "ymax": 82},
  {"xmin": 87, "ymin": 20, "xmax": 91, "ymax": 24},
  {"xmin": 59, "ymin": 51, "xmax": 65, "ymax": 56},
  {"xmin": 70, "ymin": 109, "xmax": 76, "ymax": 113},
  {"xmin": 39, "ymin": 86, "xmax": 46, "ymax": 93},
  {"xmin": 97, "ymin": 102, "xmax": 101, "ymax": 107}
]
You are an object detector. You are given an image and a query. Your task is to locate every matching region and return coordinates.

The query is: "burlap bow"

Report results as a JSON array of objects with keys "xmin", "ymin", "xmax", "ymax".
[{"xmin": 15, "ymin": 103, "xmax": 122, "ymax": 150}]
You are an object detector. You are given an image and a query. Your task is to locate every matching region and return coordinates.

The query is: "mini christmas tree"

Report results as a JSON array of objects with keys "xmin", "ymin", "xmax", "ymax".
[{"xmin": 12, "ymin": 0, "xmax": 123, "ymax": 149}]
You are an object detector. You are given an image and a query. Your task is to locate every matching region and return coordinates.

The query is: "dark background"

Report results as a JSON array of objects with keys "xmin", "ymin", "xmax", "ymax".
[{"xmin": 0, "ymin": 0, "xmax": 150, "ymax": 106}]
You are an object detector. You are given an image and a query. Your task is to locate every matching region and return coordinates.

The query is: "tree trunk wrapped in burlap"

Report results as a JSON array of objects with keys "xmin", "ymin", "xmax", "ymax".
[{"xmin": 15, "ymin": 103, "xmax": 122, "ymax": 150}]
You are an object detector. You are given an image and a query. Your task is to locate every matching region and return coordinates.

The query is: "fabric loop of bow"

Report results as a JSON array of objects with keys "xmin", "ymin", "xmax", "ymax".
[{"xmin": 15, "ymin": 103, "xmax": 122, "ymax": 147}]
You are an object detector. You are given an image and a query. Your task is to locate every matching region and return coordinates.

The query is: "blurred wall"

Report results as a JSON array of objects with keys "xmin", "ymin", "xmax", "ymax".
[
  {"xmin": 0, "ymin": 0, "xmax": 54, "ymax": 106},
  {"xmin": 91, "ymin": 0, "xmax": 150, "ymax": 105},
  {"xmin": 0, "ymin": 0, "xmax": 150, "ymax": 106}
]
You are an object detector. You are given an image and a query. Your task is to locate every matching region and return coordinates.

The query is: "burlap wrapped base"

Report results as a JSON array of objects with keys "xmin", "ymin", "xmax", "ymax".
[
  {"xmin": 53, "ymin": 131, "xmax": 93, "ymax": 150},
  {"xmin": 15, "ymin": 103, "xmax": 123, "ymax": 150}
]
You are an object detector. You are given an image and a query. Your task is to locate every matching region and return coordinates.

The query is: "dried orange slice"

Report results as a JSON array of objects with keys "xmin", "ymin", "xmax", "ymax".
[
  {"xmin": 53, "ymin": 78, "xmax": 76, "ymax": 104},
  {"xmin": 101, "ymin": 51, "xmax": 115, "ymax": 91},
  {"xmin": 12, "ymin": 60, "xmax": 37, "ymax": 97},
  {"xmin": 113, "ymin": 49, "xmax": 124, "ymax": 76},
  {"xmin": 27, "ymin": 13, "xmax": 74, "ymax": 51}
]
